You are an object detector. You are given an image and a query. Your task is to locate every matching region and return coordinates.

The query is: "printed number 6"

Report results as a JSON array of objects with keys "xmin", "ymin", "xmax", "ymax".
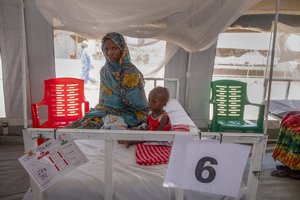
[{"xmin": 195, "ymin": 157, "xmax": 218, "ymax": 183}]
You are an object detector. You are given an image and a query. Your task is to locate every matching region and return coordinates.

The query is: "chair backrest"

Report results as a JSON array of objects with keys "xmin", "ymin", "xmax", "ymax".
[
  {"xmin": 43, "ymin": 78, "xmax": 87, "ymax": 123},
  {"xmin": 210, "ymin": 80, "xmax": 250, "ymax": 121}
]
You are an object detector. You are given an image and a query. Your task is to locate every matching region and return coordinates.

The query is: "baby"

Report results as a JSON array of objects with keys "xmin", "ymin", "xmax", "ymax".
[
  {"xmin": 121, "ymin": 86, "xmax": 171, "ymax": 147},
  {"xmin": 147, "ymin": 86, "xmax": 171, "ymax": 131}
]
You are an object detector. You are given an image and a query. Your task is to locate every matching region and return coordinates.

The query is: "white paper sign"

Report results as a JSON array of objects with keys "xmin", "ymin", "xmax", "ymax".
[
  {"xmin": 164, "ymin": 134, "xmax": 251, "ymax": 197},
  {"xmin": 19, "ymin": 135, "xmax": 88, "ymax": 191}
]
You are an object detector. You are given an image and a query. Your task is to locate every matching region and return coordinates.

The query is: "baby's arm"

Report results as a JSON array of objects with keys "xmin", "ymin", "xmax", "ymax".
[
  {"xmin": 119, "ymin": 123, "xmax": 148, "ymax": 147},
  {"xmin": 157, "ymin": 115, "xmax": 169, "ymax": 130}
]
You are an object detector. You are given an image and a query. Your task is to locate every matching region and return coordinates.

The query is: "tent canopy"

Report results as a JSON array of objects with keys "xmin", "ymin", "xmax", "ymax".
[{"xmin": 34, "ymin": 0, "xmax": 261, "ymax": 52}]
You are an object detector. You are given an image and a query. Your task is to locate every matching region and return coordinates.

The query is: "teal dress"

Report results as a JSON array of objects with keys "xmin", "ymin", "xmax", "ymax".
[{"xmin": 67, "ymin": 32, "xmax": 148, "ymax": 129}]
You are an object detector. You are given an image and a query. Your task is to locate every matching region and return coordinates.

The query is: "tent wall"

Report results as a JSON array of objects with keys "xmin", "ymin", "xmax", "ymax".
[
  {"xmin": 0, "ymin": 0, "xmax": 54, "ymax": 122},
  {"xmin": 165, "ymin": 46, "xmax": 189, "ymax": 106},
  {"xmin": 186, "ymin": 45, "xmax": 216, "ymax": 128},
  {"xmin": 0, "ymin": 0, "xmax": 24, "ymax": 121},
  {"xmin": 165, "ymin": 45, "xmax": 216, "ymax": 128},
  {"xmin": 25, "ymin": 0, "xmax": 55, "ymax": 108}
]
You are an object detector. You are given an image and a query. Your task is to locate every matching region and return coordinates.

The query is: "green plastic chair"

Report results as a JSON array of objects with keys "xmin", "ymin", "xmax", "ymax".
[{"xmin": 209, "ymin": 79, "xmax": 264, "ymax": 133}]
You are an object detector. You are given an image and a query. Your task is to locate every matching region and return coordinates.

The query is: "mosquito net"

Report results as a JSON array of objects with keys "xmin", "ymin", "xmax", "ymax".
[
  {"xmin": 265, "ymin": 22, "xmax": 300, "ymax": 99},
  {"xmin": 34, "ymin": 0, "xmax": 261, "ymax": 52},
  {"xmin": 265, "ymin": 22, "xmax": 300, "ymax": 78}
]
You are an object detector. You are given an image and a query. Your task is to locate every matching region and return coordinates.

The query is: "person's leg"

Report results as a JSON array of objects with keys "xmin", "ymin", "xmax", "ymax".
[
  {"xmin": 80, "ymin": 66, "xmax": 89, "ymax": 84},
  {"xmin": 86, "ymin": 69, "xmax": 96, "ymax": 84}
]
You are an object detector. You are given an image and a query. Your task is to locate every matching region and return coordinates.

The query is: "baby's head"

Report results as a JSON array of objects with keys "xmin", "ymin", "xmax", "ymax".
[{"xmin": 148, "ymin": 86, "xmax": 170, "ymax": 112}]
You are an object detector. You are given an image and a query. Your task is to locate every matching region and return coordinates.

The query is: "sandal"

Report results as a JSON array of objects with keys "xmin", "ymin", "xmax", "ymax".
[
  {"xmin": 276, "ymin": 165, "xmax": 290, "ymax": 171},
  {"xmin": 288, "ymin": 170, "xmax": 300, "ymax": 180},
  {"xmin": 271, "ymin": 169, "xmax": 290, "ymax": 178}
]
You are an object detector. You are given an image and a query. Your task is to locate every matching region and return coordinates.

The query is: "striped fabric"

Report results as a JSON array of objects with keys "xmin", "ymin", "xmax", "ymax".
[
  {"xmin": 136, "ymin": 143, "xmax": 171, "ymax": 166},
  {"xmin": 272, "ymin": 111, "xmax": 300, "ymax": 170},
  {"xmin": 135, "ymin": 124, "xmax": 190, "ymax": 166}
]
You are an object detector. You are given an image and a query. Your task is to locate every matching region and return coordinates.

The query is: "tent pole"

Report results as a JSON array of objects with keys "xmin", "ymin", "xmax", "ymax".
[
  {"xmin": 264, "ymin": 0, "xmax": 280, "ymax": 135},
  {"xmin": 20, "ymin": 0, "xmax": 29, "ymax": 129},
  {"xmin": 184, "ymin": 6, "xmax": 195, "ymax": 111},
  {"xmin": 184, "ymin": 52, "xmax": 192, "ymax": 110}
]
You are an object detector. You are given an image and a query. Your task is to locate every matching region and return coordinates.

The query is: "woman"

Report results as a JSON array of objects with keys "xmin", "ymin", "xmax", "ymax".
[
  {"xmin": 271, "ymin": 111, "xmax": 300, "ymax": 180},
  {"xmin": 67, "ymin": 32, "xmax": 148, "ymax": 129}
]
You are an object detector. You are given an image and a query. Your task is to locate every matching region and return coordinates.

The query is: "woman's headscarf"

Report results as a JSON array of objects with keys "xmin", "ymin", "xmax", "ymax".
[{"xmin": 101, "ymin": 32, "xmax": 131, "ymax": 66}]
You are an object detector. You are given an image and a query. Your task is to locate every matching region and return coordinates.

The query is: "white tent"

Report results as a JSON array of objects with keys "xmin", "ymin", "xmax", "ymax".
[
  {"xmin": 0, "ymin": 0, "xmax": 263, "ymax": 128},
  {"xmin": 1, "ymin": 0, "xmax": 300, "ymax": 200},
  {"xmin": 1, "ymin": 0, "xmax": 299, "ymax": 128}
]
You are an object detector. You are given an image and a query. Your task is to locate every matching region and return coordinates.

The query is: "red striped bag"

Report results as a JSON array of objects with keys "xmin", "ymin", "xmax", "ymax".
[{"xmin": 135, "ymin": 143, "xmax": 171, "ymax": 166}]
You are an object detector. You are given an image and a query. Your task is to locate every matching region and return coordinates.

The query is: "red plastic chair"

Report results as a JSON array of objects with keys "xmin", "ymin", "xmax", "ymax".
[{"xmin": 31, "ymin": 77, "xmax": 89, "ymax": 128}]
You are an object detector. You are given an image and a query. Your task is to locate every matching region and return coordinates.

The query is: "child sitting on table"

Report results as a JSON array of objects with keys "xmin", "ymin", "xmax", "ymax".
[
  {"xmin": 147, "ymin": 86, "xmax": 171, "ymax": 131},
  {"xmin": 136, "ymin": 86, "xmax": 173, "ymax": 165},
  {"xmin": 120, "ymin": 86, "xmax": 171, "ymax": 147}
]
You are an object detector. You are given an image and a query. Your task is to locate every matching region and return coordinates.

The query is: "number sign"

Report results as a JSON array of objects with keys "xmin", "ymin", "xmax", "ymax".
[
  {"xmin": 195, "ymin": 156, "xmax": 218, "ymax": 183},
  {"xmin": 164, "ymin": 135, "xmax": 251, "ymax": 198}
]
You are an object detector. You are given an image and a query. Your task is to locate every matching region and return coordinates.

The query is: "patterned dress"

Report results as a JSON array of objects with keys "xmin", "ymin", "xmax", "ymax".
[
  {"xmin": 67, "ymin": 32, "xmax": 148, "ymax": 129},
  {"xmin": 147, "ymin": 111, "xmax": 171, "ymax": 131},
  {"xmin": 272, "ymin": 111, "xmax": 300, "ymax": 170}
]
